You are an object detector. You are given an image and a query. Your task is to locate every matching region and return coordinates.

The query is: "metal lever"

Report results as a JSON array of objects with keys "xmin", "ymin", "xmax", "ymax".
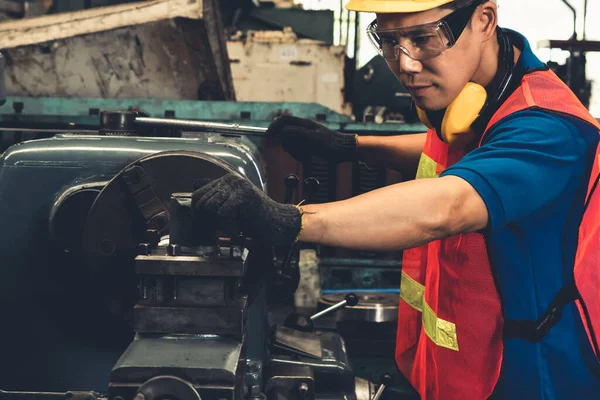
[
  {"xmin": 372, "ymin": 374, "xmax": 393, "ymax": 400},
  {"xmin": 310, "ymin": 293, "xmax": 359, "ymax": 321},
  {"xmin": 134, "ymin": 117, "xmax": 268, "ymax": 136}
]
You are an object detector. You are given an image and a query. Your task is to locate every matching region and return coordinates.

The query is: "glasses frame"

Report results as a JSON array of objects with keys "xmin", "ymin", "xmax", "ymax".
[{"xmin": 367, "ymin": 0, "xmax": 486, "ymax": 61}]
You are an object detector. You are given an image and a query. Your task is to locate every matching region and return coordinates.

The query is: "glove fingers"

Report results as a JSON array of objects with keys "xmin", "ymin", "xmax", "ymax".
[
  {"xmin": 191, "ymin": 174, "xmax": 239, "ymax": 208},
  {"xmin": 267, "ymin": 115, "xmax": 318, "ymax": 137},
  {"xmin": 191, "ymin": 177, "xmax": 222, "ymax": 206}
]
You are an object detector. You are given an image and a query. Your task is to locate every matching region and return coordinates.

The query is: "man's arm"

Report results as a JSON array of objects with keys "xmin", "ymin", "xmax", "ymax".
[
  {"xmin": 357, "ymin": 133, "xmax": 426, "ymax": 178},
  {"xmin": 298, "ymin": 175, "xmax": 488, "ymax": 251}
]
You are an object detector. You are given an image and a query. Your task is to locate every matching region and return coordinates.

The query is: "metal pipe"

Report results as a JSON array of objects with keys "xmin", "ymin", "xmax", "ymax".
[
  {"xmin": 560, "ymin": 0, "xmax": 577, "ymax": 39},
  {"xmin": 372, "ymin": 384, "xmax": 386, "ymax": 400},
  {"xmin": 134, "ymin": 117, "xmax": 268, "ymax": 136},
  {"xmin": 310, "ymin": 300, "xmax": 348, "ymax": 321}
]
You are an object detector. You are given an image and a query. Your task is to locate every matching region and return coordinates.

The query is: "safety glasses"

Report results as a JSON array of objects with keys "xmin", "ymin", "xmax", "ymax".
[{"xmin": 366, "ymin": 0, "xmax": 486, "ymax": 61}]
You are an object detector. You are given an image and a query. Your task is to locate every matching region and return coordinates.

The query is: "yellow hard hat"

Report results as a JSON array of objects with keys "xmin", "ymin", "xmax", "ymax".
[{"xmin": 345, "ymin": 0, "xmax": 455, "ymax": 13}]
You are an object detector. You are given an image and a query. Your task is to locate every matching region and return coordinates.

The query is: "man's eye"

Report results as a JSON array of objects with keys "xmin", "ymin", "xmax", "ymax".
[
  {"xmin": 380, "ymin": 37, "xmax": 398, "ymax": 46},
  {"xmin": 412, "ymin": 35, "xmax": 434, "ymax": 45}
]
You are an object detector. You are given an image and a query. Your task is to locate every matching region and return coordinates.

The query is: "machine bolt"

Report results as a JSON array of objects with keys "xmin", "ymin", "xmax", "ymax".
[
  {"xmin": 167, "ymin": 244, "xmax": 181, "ymax": 256},
  {"xmin": 138, "ymin": 243, "xmax": 150, "ymax": 256},
  {"xmin": 297, "ymin": 383, "xmax": 310, "ymax": 397}
]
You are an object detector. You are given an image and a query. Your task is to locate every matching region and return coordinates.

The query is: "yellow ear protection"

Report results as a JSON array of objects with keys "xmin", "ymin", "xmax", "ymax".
[{"xmin": 416, "ymin": 27, "xmax": 516, "ymax": 148}]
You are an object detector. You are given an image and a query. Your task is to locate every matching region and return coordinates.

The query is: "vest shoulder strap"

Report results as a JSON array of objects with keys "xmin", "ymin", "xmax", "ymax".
[{"xmin": 479, "ymin": 69, "xmax": 600, "ymax": 147}]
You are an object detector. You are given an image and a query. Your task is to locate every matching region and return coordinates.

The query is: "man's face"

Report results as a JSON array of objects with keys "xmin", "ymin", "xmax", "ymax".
[{"xmin": 376, "ymin": 7, "xmax": 482, "ymax": 111}]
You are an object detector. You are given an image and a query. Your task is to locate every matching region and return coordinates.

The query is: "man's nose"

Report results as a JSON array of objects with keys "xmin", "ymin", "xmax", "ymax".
[{"xmin": 398, "ymin": 51, "xmax": 423, "ymax": 74}]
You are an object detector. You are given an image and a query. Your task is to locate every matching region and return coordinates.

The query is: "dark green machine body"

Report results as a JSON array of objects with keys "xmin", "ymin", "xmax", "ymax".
[{"xmin": 0, "ymin": 133, "xmax": 265, "ymax": 391}]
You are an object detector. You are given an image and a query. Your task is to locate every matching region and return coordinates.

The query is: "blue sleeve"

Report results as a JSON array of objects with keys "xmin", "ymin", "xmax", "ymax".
[{"xmin": 440, "ymin": 110, "xmax": 591, "ymax": 229}]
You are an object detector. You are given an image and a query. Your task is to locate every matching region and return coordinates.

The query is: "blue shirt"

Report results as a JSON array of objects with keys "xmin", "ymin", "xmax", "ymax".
[{"xmin": 441, "ymin": 30, "xmax": 600, "ymax": 399}]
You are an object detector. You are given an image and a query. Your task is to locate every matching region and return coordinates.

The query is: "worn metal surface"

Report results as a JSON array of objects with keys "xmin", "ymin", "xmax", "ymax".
[
  {"xmin": 274, "ymin": 325, "xmax": 323, "ymax": 359},
  {"xmin": 1, "ymin": 0, "xmax": 234, "ymax": 101},
  {"xmin": 270, "ymin": 331, "xmax": 354, "ymax": 397},
  {"xmin": 110, "ymin": 334, "xmax": 244, "ymax": 399},
  {"xmin": 137, "ymin": 275, "xmax": 229, "ymax": 307},
  {"xmin": 264, "ymin": 364, "xmax": 315, "ymax": 400},
  {"xmin": 354, "ymin": 377, "xmax": 377, "ymax": 400},
  {"xmin": 318, "ymin": 292, "xmax": 399, "ymax": 323},
  {"xmin": 133, "ymin": 297, "xmax": 247, "ymax": 336},
  {"xmin": 136, "ymin": 254, "xmax": 246, "ymax": 277}
]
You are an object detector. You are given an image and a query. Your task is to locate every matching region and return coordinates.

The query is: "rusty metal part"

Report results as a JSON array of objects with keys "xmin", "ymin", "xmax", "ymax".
[{"xmin": 318, "ymin": 292, "xmax": 399, "ymax": 323}]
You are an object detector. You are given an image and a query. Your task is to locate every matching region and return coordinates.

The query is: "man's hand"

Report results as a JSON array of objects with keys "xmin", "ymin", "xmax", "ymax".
[
  {"xmin": 267, "ymin": 115, "xmax": 358, "ymax": 163},
  {"xmin": 191, "ymin": 174, "xmax": 302, "ymax": 247}
]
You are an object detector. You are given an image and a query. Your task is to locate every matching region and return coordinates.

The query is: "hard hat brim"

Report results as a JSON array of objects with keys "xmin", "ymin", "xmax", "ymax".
[{"xmin": 345, "ymin": 0, "xmax": 454, "ymax": 13}]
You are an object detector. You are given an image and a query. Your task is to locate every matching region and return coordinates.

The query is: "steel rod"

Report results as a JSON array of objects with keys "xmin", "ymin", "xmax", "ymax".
[{"xmin": 135, "ymin": 117, "xmax": 268, "ymax": 135}]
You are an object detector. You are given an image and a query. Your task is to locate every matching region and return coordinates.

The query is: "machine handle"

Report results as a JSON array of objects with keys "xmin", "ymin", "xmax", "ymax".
[
  {"xmin": 134, "ymin": 117, "xmax": 268, "ymax": 136},
  {"xmin": 310, "ymin": 293, "xmax": 359, "ymax": 321},
  {"xmin": 372, "ymin": 374, "xmax": 393, "ymax": 400},
  {"xmin": 284, "ymin": 174, "xmax": 299, "ymax": 204}
]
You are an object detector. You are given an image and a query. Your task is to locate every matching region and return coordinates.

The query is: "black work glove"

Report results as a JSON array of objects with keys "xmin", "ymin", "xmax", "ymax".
[
  {"xmin": 191, "ymin": 173, "xmax": 302, "ymax": 247},
  {"xmin": 267, "ymin": 115, "xmax": 358, "ymax": 163}
]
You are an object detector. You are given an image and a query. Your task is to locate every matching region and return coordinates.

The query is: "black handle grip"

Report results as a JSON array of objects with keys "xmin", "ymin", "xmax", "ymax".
[
  {"xmin": 345, "ymin": 293, "xmax": 359, "ymax": 307},
  {"xmin": 380, "ymin": 374, "xmax": 394, "ymax": 386},
  {"xmin": 284, "ymin": 174, "xmax": 299, "ymax": 204}
]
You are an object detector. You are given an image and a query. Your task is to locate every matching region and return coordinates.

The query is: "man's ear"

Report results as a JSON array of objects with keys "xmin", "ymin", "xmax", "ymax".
[{"xmin": 475, "ymin": 1, "xmax": 498, "ymax": 42}]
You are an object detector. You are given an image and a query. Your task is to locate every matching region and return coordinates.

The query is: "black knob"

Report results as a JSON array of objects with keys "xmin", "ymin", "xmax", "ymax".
[
  {"xmin": 99, "ymin": 110, "xmax": 137, "ymax": 136},
  {"xmin": 345, "ymin": 293, "xmax": 359, "ymax": 307},
  {"xmin": 380, "ymin": 374, "xmax": 394, "ymax": 386},
  {"xmin": 284, "ymin": 174, "xmax": 299, "ymax": 204},
  {"xmin": 285, "ymin": 174, "xmax": 299, "ymax": 188},
  {"xmin": 303, "ymin": 177, "xmax": 320, "ymax": 203}
]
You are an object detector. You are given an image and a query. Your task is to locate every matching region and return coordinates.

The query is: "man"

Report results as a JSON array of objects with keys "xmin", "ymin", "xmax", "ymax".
[{"xmin": 193, "ymin": 0, "xmax": 600, "ymax": 398}]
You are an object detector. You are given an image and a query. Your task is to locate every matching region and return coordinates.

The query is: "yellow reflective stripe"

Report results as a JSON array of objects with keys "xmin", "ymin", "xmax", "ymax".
[
  {"xmin": 400, "ymin": 271, "xmax": 424, "ymax": 312},
  {"xmin": 423, "ymin": 301, "xmax": 460, "ymax": 352},
  {"xmin": 416, "ymin": 153, "xmax": 439, "ymax": 179},
  {"xmin": 400, "ymin": 271, "xmax": 459, "ymax": 352}
]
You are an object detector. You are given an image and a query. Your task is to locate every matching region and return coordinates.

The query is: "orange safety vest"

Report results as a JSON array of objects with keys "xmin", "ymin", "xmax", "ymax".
[{"xmin": 396, "ymin": 68, "xmax": 600, "ymax": 399}]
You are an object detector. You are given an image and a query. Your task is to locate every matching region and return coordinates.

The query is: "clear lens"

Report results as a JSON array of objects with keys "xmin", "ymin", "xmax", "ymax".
[{"xmin": 367, "ymin": 21, "xmax": 451, "ymax": 61}]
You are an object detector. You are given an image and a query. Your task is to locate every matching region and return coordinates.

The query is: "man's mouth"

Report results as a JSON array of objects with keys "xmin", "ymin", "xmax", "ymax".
[{"xmin": 406, "ymin": 84, "xmax": 434, "ymax": 96}]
